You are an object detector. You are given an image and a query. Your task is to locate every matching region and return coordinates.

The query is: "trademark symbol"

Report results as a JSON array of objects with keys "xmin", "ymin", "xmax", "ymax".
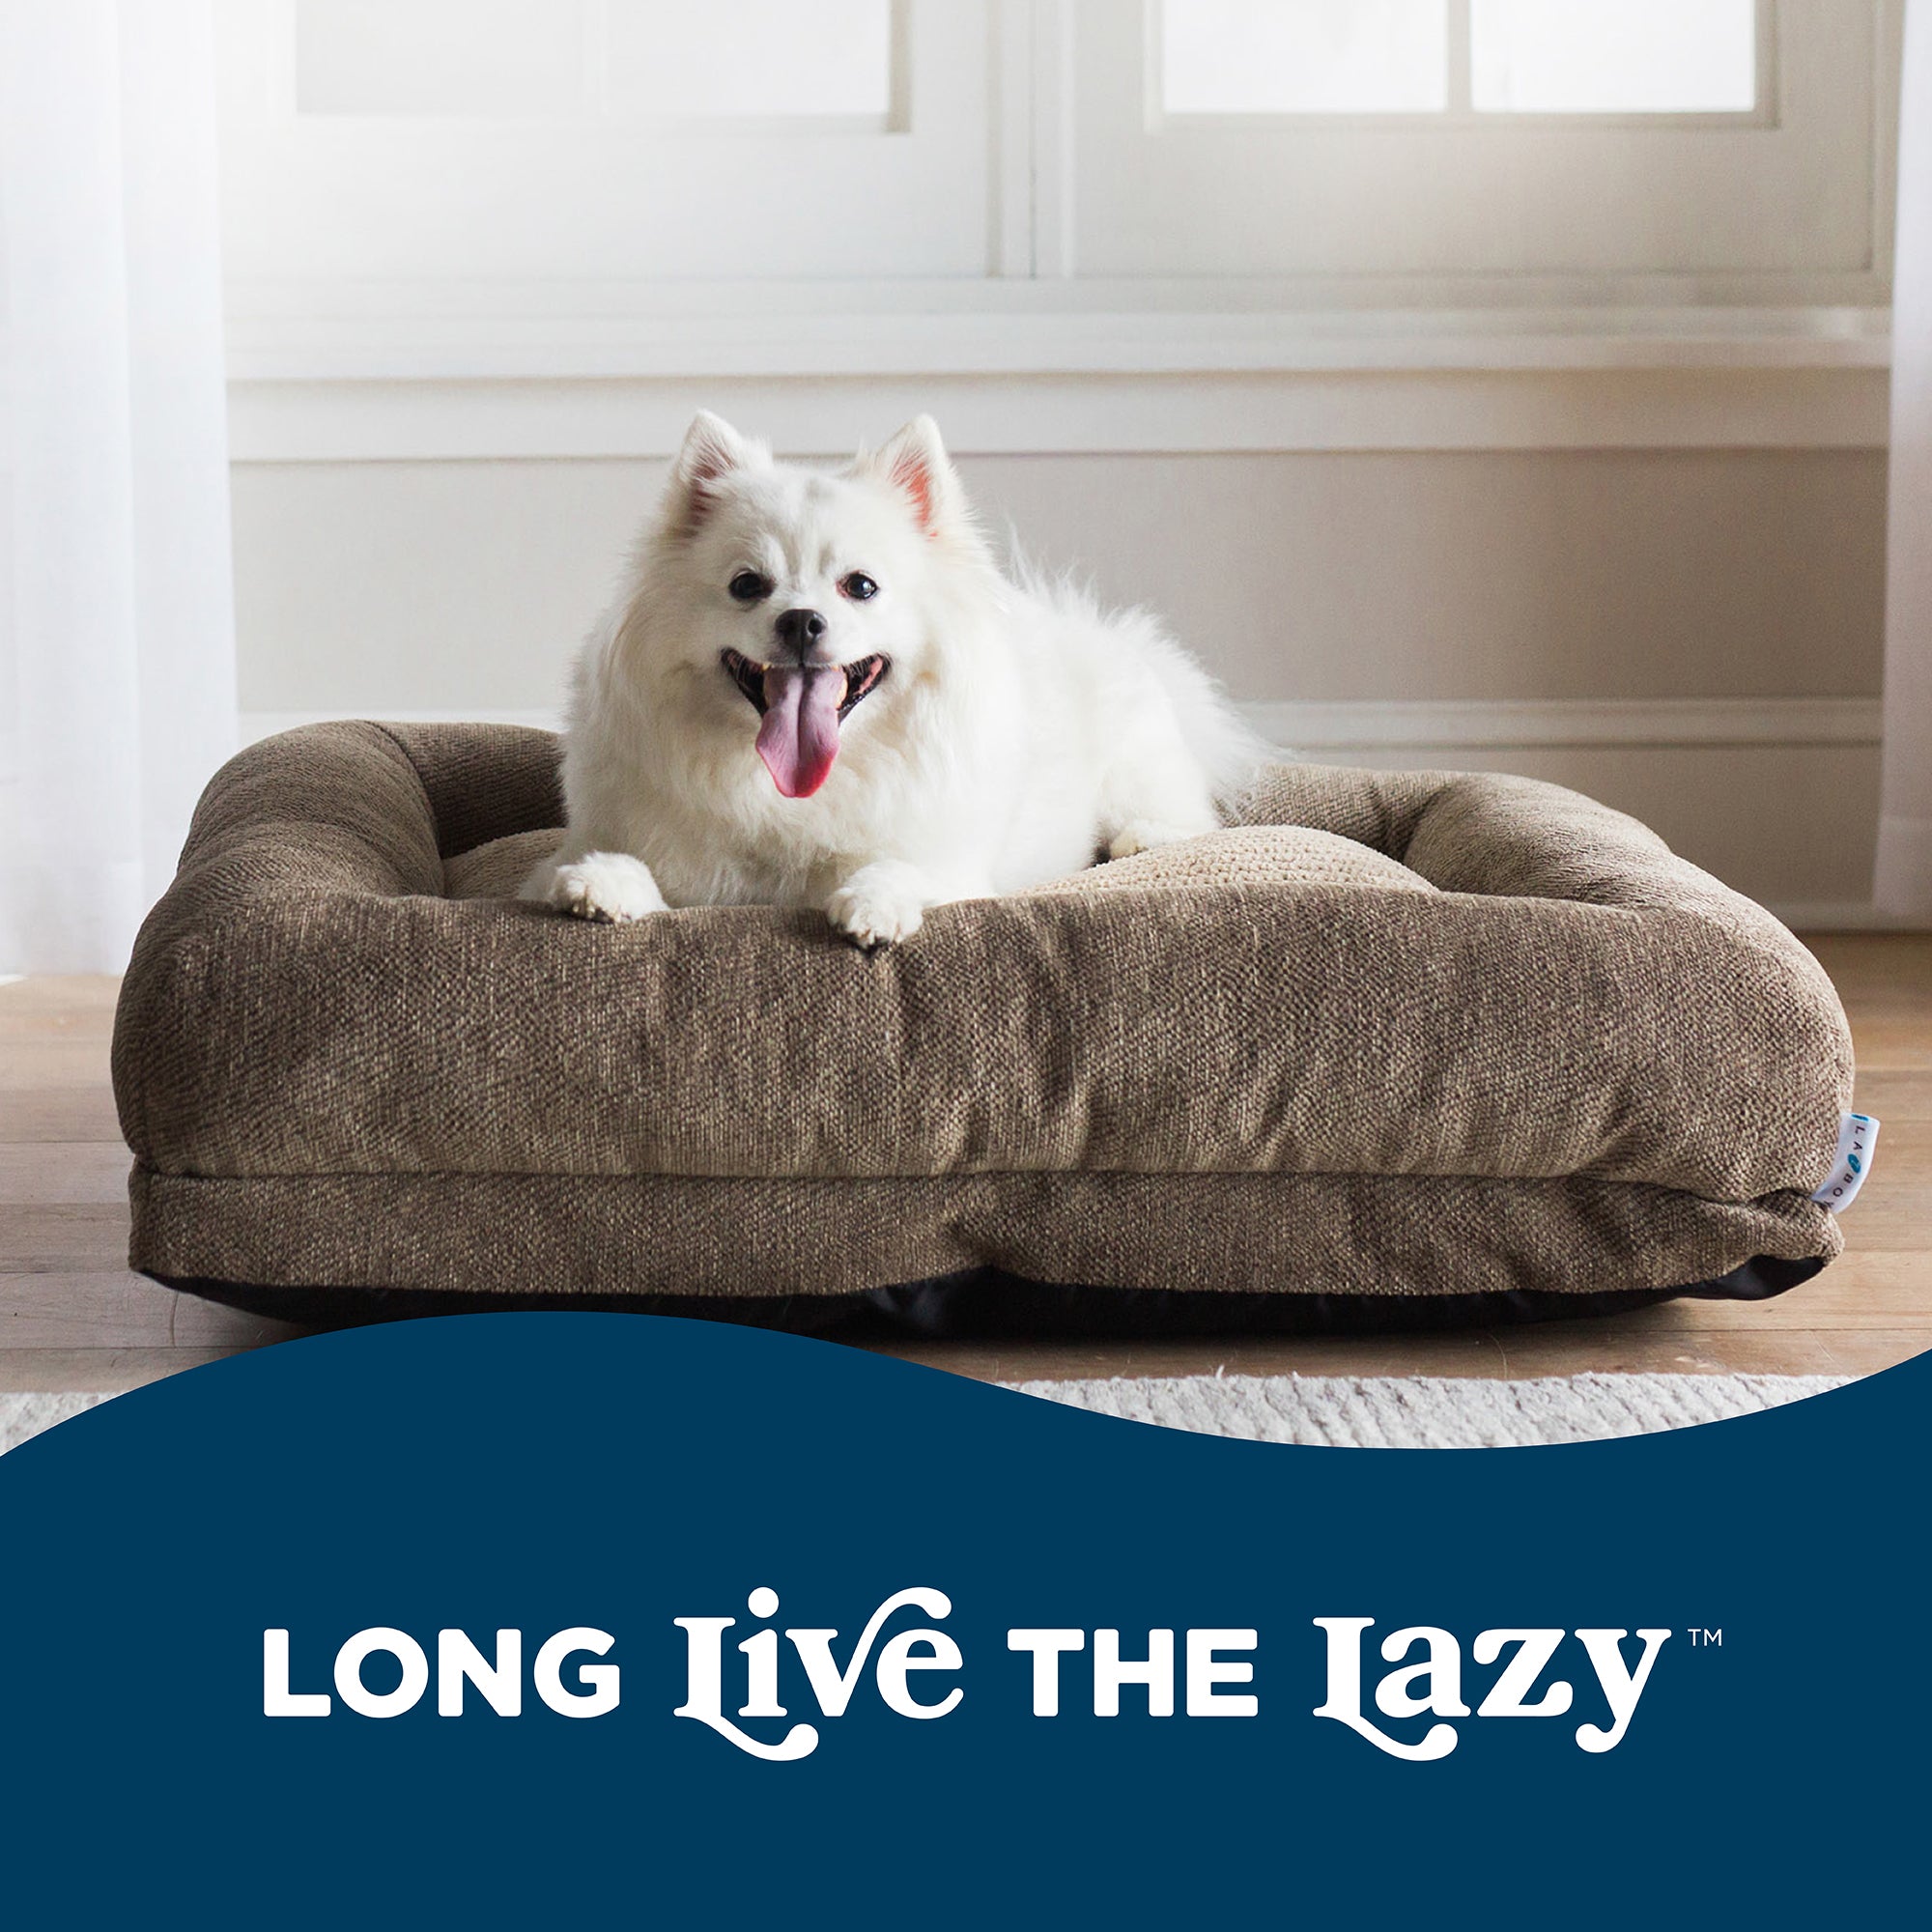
[{"xmin": 1687, "ymin": 1628, "xmax": 1722, "ymax": 1648}]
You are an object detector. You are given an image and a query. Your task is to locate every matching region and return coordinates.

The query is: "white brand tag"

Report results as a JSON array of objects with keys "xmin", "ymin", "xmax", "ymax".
[{"xmin": 1811, "ymin": 1111, "xmax": 1879, "ymax": 1212}]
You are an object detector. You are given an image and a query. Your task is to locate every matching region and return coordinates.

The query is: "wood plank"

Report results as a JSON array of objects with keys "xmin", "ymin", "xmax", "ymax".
[
  {"xmin": 0, "ymin": 1144, "xmax": 131, "ymax": 1206},
  {"xmin": 0, "ymin": 1039, "xmax": 117, "ymax": 1091},
  {"xmin": 0, "ymin": 1204, "xmax": 130, "ymax": 1273},
  {"xmin": 0, "ymin": 1270, "xmax": 177, "ymax": 1346},
  {"xmin": 0, "ymin": 1270, "xmax": 305, "ymax": 1349},
  {"xmin": 172, "ymin": 1292, "xmax": 309, "ymax": 1348},
  {"xmin": 1846, "ymin": 1018, "xmax": 1932, "ymax": 1072},
  {"xmin": 1849, "ymin": 1069, "xmax": 1932, "ymax": 1122},
  {"xmin": 0, "ymin": 1005, "xmax": 115, "ymax": 1043},
  {"xmin": 1828, "ymin": 1188, "xmax": 1932, "ymax": 1251},
  {"xmin": 0, "ymin": 1089, "xmax": 127, "ymax": 1143},
  {"xmin": 1805, "ymin": 1330, "xmax": 1932, "ymax": 1378},
  {"xmin": 0, "ymin": 976, "xmax": 120, "ymax": 1016},
  {"xmin": 1862, "ymin": 1116, "xmax": 1931, "ymax": 1173},
  {"xmin": 1592, "ymin": 1250, "xmax": 1932, "ymax": 1330},
  {"xmin": 0, "ymin": 1347, "xmax": 249, "ymax": 1394},
  {"xmin": 1801, "ymin": 934, "xmax": 1932, "ymax": 1003}
]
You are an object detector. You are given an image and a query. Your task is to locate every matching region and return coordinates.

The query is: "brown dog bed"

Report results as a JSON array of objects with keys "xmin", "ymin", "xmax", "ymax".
[{"xmin": 111, "ymin": 722, "xmax": 1851, "ymax": 1329}]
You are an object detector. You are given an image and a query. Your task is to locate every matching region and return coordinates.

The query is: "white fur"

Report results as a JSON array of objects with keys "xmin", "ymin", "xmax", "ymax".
[{"xmin": 524, "ymin": 412, "xmax": 1260, "ymax": 947}]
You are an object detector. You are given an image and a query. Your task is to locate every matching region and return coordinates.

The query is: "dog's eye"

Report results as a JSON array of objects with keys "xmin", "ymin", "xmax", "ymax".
[
  {"xmin": 728, "ymin": 570, "xmax": 773, "ymax": 603},
  {"xmin": 839, "ymin": 573, "xmax": 879, "ymax": 602}
]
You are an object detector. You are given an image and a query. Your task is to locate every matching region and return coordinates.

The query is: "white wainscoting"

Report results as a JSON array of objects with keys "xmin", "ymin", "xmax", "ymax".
[
  {"xmin": 228, "ymin": 364, "xmax": 1889, "ymax": 463},
  {"xmin": 227, "ymin": 303, "xmax": 1891, "ymax": 461}
]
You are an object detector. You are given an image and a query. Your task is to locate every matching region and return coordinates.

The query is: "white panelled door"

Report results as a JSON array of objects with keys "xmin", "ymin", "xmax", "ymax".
[{"xmin": 215, "ymin": 1, "xmax": 999, "ymax": 287}]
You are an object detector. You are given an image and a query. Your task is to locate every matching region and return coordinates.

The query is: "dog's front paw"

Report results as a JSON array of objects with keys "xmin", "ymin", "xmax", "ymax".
[
  {"xmin": 549, "ymin": 852, "xmax": 668, "ymax": 923},
  {"xmin": 1107, "ymin": 820, "xmax": 1204, "ymax": 862},
  {"xmin": 826, "ymin": 863, "xmax": 929, "ymax": 952}
]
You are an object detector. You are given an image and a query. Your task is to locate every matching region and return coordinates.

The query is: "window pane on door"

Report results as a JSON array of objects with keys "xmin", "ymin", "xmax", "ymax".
[
  {"xmin": 606, "ymin": 0, "xmax": 898, "ymax": 121},
  {"xmin": 1161, "ymin": 0, "xmax": 1449, "ymax": 115},
  {"xmin": 1470, "ymin": 0, "xmax": 1757, "ymax": 114},
  {"xmin": 296, "ymin": 0, "xmax": 585, "ymax": 116}
]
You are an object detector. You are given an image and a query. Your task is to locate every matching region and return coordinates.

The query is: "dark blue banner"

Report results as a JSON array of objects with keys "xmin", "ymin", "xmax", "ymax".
[{"xmin": 0, "ymin": 1315, "xmax": 1918, "ymax": 1925}]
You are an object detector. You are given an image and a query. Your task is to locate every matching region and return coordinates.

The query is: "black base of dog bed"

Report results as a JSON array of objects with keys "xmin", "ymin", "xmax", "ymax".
[{"xmin": 151, "ymin": 1255, "xmax": 1821, "ymax": 1341}]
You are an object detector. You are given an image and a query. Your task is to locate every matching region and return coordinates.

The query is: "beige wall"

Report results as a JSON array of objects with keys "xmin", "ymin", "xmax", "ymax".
[
  {"xmin": 232, "ymin": 449, "xmax": 1887, "ymax": 712},
  {"xmin": 228, "ymin": 448, "xmax": 1889, "ymax": 912},
  {"xmin": 976, "ymin": 450, "xmax": 1887, "ymax": 704}
]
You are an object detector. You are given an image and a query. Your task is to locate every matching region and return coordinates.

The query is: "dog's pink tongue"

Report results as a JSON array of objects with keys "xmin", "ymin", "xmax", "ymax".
[{"xmin": 756, "ymin": 664, "xmax": 846, "ymax": 798}]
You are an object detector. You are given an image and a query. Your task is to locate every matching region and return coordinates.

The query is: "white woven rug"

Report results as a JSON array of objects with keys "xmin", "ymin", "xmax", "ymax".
[
  {"xmin": 1, "ymin": 1373, "xmax": 1849, "ymax": 1458},
  {"xmin": 0, "ymin": 1393, "xmax": 105, "ymax": 1455},
  {"xmin": 1007, "ymin": 1371, "xmax": 1851, "ymax": 1448}
]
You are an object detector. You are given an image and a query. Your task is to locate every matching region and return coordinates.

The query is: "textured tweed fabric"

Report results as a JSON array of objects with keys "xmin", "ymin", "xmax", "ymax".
[{"xmin": 112, "ymin": 722, "xmax": 1850, "ymax": 1305}]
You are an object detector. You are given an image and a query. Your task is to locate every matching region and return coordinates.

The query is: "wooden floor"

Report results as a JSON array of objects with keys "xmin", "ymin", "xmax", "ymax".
[{"xmin": 3, "ymin": 935, "xmax": 1928, "ymax": 1395}]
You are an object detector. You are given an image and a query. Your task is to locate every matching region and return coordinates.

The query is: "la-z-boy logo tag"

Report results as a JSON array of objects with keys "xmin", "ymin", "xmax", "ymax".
[{"xmin": 264, "ymin": 1593, "xmax": 1675, "ymax": 1762}]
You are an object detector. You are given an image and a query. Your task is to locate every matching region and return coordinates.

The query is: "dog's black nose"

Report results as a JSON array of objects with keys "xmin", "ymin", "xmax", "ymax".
[{"xmin": 774, "ymin": 608, "xmax": 827, "ymax": 658}]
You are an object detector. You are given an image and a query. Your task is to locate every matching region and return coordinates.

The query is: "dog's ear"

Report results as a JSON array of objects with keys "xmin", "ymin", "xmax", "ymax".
[
  {"xmin": 664, "ymin": 411, "xmax": 759, "ymax": 537},
  {"xmin": 866, "ymin": 415, "xmax": 966, "ymax": 539}
]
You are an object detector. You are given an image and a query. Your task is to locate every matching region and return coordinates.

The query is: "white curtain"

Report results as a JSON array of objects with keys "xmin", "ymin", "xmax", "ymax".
[
  {"xmin": 1879, "ymin": 0, "xmax": 1932, "ymax": 920},
  {"xmin": 0, "ymin": 0, "xmax": 237, "ymax": 976}
]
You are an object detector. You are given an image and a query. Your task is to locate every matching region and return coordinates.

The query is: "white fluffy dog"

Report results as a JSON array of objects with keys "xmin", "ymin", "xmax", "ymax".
[{"xmin": 524, "ymin": 412, "xmax": 1257, "ymax": 949}]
